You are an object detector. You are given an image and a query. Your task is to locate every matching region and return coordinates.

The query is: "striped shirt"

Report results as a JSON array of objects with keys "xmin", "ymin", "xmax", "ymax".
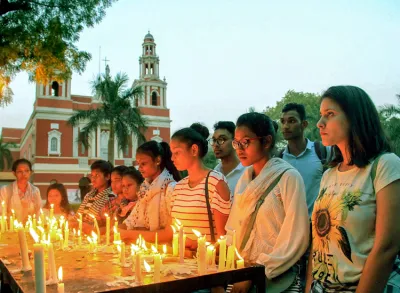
[
  {"xmin": 75, "ymin": 187, "xmax": 112, "ymax": 225},
  {"xmin": 170, "ymin": 170, "xmax": 231, "ymax": 242}
]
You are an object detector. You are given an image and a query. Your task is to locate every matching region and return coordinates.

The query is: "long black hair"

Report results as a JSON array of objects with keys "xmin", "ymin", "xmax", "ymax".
[
  {"xmin": 171, "ymin": 123, "xmax": 209, "ymax": 158},
  {"xmin": 321, "ymin": 85, "xmax": 391, "ymax": 168},
  {"xmin": 44, "ymin": 183, "xmax": 72, "ymax": 214},
  {"xmin": 137, "ymin": 141, "xmax": 181, "ymax": 181}
]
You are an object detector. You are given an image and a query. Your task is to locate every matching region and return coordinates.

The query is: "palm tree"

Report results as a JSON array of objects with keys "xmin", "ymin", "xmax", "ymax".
[
  {"xmin": 0, "ymin": 136, "xmax": 16, "ymax": 171},
  {"xmin": 379, "ymin": 94, "xmax": 400, "ymax": 156},
  {"xmin": 68, "ymin": 67, "xmax": 147, "ymax": 164}
]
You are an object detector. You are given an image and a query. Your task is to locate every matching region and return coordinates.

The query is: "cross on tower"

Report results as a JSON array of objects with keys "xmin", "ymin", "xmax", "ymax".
[{"xmin": 102, "ymin": 57, "xmax": 110, "ymax": 69}]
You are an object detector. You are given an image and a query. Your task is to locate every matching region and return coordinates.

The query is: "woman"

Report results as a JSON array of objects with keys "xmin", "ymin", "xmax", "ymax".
[
  {"xmin": 120, "ymin": 141, "xmax": 180, "ymax": 236},
  {"xmin": 305, "ymin": 86, "xmax": 400, "ymax": 292},
  {"xmin": 0, "ymin": 158, "xmax": 41, "ymax": 223},
  {"xmin": 226, "ymin": 113, "xmax": 309, "ymax": 293},
  {"xmin": 116, "ymin": 167, "xmax": 144, "ymax": 224},
  {"xmin": 71, "ymin": 160, "xmax": 113, "ymax": 234},
  {"xmin": 43, "ymin": 183, "xmax": 74, "ymax": 219}
]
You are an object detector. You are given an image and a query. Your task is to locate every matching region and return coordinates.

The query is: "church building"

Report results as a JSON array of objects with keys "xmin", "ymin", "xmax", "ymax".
[{"xmin": 0, "ymin": 32, "xmax": 171, "ymax": 197}]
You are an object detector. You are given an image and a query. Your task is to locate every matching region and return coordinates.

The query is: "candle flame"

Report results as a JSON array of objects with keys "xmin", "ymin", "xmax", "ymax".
[
  {"xmin": 143, "ymin": 260, "xmax": 151, "ymax": 272},
  {"xmin": 192, "ymin": 229, "xmax": 202, "ymax": 238},
  {"xmin": 37, "ymin": 226, "xmax": 44, "ymax": 233},
  {"xmin": 11, "ymin": 209, "xmax": 15, "ymax": 214},
  {"xmin": 220, "ymin": 235, "xmax": 225, "ymax": 240},
  {"xmin": 208, "ymin": 245, "xmax": 215, "ymax": 251},
  {"xmin": 30, "ymin": 228, "xmax": 39, "ymax": 243},
  {"xmin": 1, "ymin": 201, "xmax": 4, "ymax": 205},
  {"xmin": 163, "ymin": 244, "xmax": 167, "ymax": 254},
  {"xmin": 175, "ymin": 218, "xmax": 182, "ymax": 226},
  {"xmin": 91, "ymin": 231, "xmax": 98, "ymax": 240},
  {"xmin": 206, "ymin": 242, "xmax": 211, "ymax": 246},
  {"xmin": 235, "ymin": 248, "xmax": 243, "ymax": 260},
  {"xmin": 87, "ymin": 236, "xmax": 92, "ymax": 243},
  {"xmin": 117, "ymin": 244, "xmax": 121, "ymax": 252},
  {"xmin": 73, "ymin": 228, "xmax": 76, "ymax": 235},
  {"xmin": 113, "ymin": 226, "xmax": 117, "ymax": 233},
  {"xmin": 142, "ymin": 239, "xmax": 148, "ymax": 251},
  {"xmin": 50, "ymin": 203, "xmax": 54, "ymax": 208},
  {"xmin": 78, "ymin": 230, "xmax": 81, "ymax": 236},
  {"xmin": 65, "ymin": 221, "xmax": 68, "ymax": 229},
  {"xmin": 58, "ymin": 266, "xmax": 63, "ymax": 281},
  {"xmin": 114, "ymin": 216, "xmax": 117, "ymax": 221},
  {"xmin": 151, "ymin": 245, "xmax": 158, "ymax": 253},
  {"xmin": 131, "ymin": 244, "xmax": 139, "ymax": 254},
  {"xmin": 40, "ymin": 208, "xmax": 43, "ymax": 214},
  {"xmin": 89, "ymin": 214, "xmax": 95, "ymax": 219},
  {"xmin": 171, "ymin": 225, "xmax": 176, "ymax": 234},
  {"xmin": 104, "ymin": 213, "xmax": 109, "ymax": 218}
]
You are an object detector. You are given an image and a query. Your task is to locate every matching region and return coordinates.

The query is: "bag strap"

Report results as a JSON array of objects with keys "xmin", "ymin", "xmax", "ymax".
[
  {"xmin": 240, "ymin": 168, "xmax": 290, "ymax": 251},
  {"xmin": 204, "ymin": 170, "xmax": 216, "ymax": 242}
]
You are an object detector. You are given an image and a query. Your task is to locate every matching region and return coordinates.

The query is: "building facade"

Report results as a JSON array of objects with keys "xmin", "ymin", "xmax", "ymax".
[{"xmin": 0, "ymin": 32, "xmax": 171, "ymax": 197}]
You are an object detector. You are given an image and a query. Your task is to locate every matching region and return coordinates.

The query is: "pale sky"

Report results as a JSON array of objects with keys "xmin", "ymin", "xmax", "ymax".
[{"xmin": 1, "ymin": 0, "xmax": 400, "ymax": 134}]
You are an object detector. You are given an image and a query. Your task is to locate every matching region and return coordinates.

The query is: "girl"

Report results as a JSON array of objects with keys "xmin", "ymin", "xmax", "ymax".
[
  {"xmin": 116, "ymin": 167, "xmax": 144, "ymax": 224},
  {"xmin": 0, "ymin": 159, "xmax": 41, "ymax": 223},
  {"xmin": 305, "ymin": 86, "xmax": 400, "ymax": 292},
  {"xmin": 226, "ymin": 113, "xmax": 309, "ymax": 293},
  {"xmin": 43, "ymin": 183, "xmax": 74, "ymax": 219},
  {"xmin": 120, "ymin": 141, "xmax": 180, "ymax": 238}
]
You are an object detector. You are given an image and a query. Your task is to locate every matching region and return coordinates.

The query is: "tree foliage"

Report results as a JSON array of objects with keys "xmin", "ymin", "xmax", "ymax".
[
  {"xmin": 68, "ymin": 68, "xmax": 147, "ymax": 164},
  {"xmin": 0, "ymin": 136, "xmax": 16, "ymax": 171},
  {"xmin": 0, "ymin": 0, "xmax": 116, "ymax": 105},
  {"xmin": 379, "ymin": 94, "xmax": 400, "ymax": 156},
  {"xmin": 264, "ymin": 90, "xmax": 322, "ymax": 146}
]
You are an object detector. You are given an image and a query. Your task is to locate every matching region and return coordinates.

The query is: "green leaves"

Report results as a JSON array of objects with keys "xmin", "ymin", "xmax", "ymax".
[{"xmin": 0, "ymin": 136, "xmax": 16, "ymax": 171}]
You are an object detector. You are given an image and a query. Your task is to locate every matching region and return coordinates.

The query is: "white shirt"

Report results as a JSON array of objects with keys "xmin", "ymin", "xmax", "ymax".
[{"xmin": 214, "ymin": 162, "xmax": 246, "ymax": 199}]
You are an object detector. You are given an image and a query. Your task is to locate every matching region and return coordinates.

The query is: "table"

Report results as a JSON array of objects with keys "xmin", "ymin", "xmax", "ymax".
[{"xmin": 0, "ymin": 233, "xmax": 266, "ymax": 293}]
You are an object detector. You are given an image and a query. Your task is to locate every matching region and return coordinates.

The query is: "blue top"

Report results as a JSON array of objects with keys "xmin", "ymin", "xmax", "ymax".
[{"xmin": 282, "ymin": 139, "xmax": 330, "ymax": 216}]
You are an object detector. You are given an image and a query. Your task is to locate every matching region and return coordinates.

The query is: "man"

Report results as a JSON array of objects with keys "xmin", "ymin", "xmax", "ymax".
[
  {"xmin": 280, "ymin": 103, "xmax": 330, "ymax": 216},
  {"xmin": 211, "ymin": 121, "xmax": 245, "ymax": 198}
]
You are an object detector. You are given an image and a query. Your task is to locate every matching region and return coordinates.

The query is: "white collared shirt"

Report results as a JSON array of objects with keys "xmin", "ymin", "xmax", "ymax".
[{"xmin": 214, "ymin": 162, "xmax": 246, "ymax": 199}]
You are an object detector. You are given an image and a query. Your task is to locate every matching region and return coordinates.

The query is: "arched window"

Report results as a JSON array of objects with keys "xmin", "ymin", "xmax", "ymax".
[
  {"xmin": 51, "ymin": 137, "xmax": 58, "ymax": 152},
  {"xmin": 151, "ymin": 92, "xmax": 158, "ymax": 106},
  {"xmin": 51, "ymin": 81, "xmax": 59, "ymax": 97}
]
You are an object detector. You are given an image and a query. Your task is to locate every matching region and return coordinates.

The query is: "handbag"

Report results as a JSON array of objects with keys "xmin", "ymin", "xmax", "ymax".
[
  {"xmin": 204, "ymin": 170, "xmax": 216, "ymax": 242},
  {"xmin": 240, "ymin": 168, "xmax": 298, "ymax": 293}
]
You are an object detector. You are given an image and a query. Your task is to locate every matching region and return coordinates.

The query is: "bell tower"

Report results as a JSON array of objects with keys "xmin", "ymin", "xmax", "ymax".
[
  {"xmin": 35, "ymin": 77, "xmax": 71, "ymax": 100},
  {"xmin": 133, "ymin": 31, "xmax": 167, "ymax": 108}
]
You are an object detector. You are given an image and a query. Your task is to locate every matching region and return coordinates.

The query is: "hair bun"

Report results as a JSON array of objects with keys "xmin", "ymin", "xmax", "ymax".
[{"xmin": 190, "ymin": 123, "xmax": 209, "ymax": 140}]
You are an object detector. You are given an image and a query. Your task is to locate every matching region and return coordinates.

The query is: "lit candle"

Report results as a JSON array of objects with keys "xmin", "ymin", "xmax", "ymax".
[
  {"xmin": 57, "ymin": 267, "xmax": 64, "ymax": 293},
  {"xmin": 114, "ymin": 216, "xmax": 118, "ymax": 230},
  {"xmin": 47, "ymin": 241, "xmax": 58, "ymax": 282},
  {"xmin": 90, "ymin": 214, "xmax": 100, "ymax": 242},
  {"xmin": 218, "ymin": 236, "xmax": 226, "ymax": 272},
  {"xmin": 33, "ymin": 214, "xmax": 37, "ymax": 230},
  {"xmin": 135, "ymin": 251, "xmax": 142, "ymax": 283},
  {"xmin": 155, "ymin": 232, "xmax": 158, "ymax": 249},
  {"xmin": 1, "ymin": 201, "xmax": 6, "ymax": 233},
  {"xmin": 105, "ymin": 213, "xmax": 110, "ymax": 245},
  {"xmin": 120, "ymin": 242, "xmax": 126, "ymax": 266},
  {"xmin": 226, "ymin": 245, "xmax": 235, "ymax": 270},
  {"xmin": 63, "ymin": 221, "xmax": 69, "ymax": 250},
  {"xmin": 17, "ymin": 224, "xmax": 32, "ymax": 271},
  {"xmin": 9, "ymin": 213, "xmax": 14, "ymax": 232},
  {"xmin": 78, "ymin": 230, "xmax": 82, "ymax": 247},
  {"xmin": 113, "ymin": 226, "xmax": 120, "ymax": 242},
  {"xmin": 30, "ymin": 228, "xmax": 46, "ymax": 293},
  {"xmin": 152, "ymin": 245, "xmax": 161, "ymax": 282},
  {"xmin": 176, "ymin": 219, "xmax": 184, "ymax": 263},
  {"xmin": 235, "ymin": 248, "xmax": 244, "ymax": 269},
  {"xmin": 207, "ymin": 245, "xmax": 215, "ymax": 268},
  {"xmin": 78, "ymin": 213, "xmax": 82, "ymax": 236},
  {"xmin": 50, "ymin": 204, "xmax": 54, "ymax": 219},
  {"xmin": 87, "ymin": 236, "xmax": 93, "ymax": 253},
  {"xmin": 193, "ymin": 229, "xmax": 207, "ymax": 275},
  {"xmin": 40, "ymin": 209, "xmax": 45, "ymax": 227},
  {"xmin": 171, "ymin": 225, "xmax": 178, "ymax": 256},
  {"xmin": 91, "ymin": 231, "xmax": 98, "ymax": 250}
]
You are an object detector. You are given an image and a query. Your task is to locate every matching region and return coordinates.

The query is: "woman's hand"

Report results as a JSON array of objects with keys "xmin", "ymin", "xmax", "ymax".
[{"xmin": 231, "ymin": 280, "xmax": 252, "ymax": 293}]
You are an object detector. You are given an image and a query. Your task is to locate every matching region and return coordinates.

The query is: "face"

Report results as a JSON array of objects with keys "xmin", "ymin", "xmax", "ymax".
[
  {"xmin": 121, "ymin": 176, "xmax": 139, "ymax": 201},
  {"xmin": 211, "ymin": 129, "xmax": 235, "ymax": 159},
  {"xmin": 136, "ymin": 153, "xmax": 161, "ymax": 180},
  {"xmin": 111, "ymin": 172, "xmax": 123, "ymax": 196},
  {"xmin": 317, "ymin": 98, "xmax": 350, "ymax": 147},
  {"xmin": 280, "ymin": 110, "xmax": 307, "ymax": 140},
  {"xmin": 233, "ymin": 126, "xmax": 270, "ymax": 167},
  {"xmin": 47, "ymin": 189, "xmax": 62, "ymax": 207},
  {"xmin": 13, "ymin": 163, "xmax": 32, "ymax": 183},
  {"xmin": 170, "ymin": 139, "xmax": 198, "ymax": 171},
  {"xmin": 89, "ymin": 169, "xmax": 110, "ymax": 190}
]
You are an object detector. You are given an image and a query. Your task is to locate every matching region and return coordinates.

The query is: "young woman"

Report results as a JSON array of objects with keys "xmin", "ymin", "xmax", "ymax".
[
  {"xmin": 43, "ymin": 183, "xmax": 74, "ymax": 219},
  {"xmin": 305, "ymin": 86, "xmax": 400, "ymax": 293},
  {"xmin": 71, "ymin": 160, "xmax": 113, "ymax": 234},
  {"xmin": 119, "ymin": 141, "xmax": 180, "ymax": 238},
  {"xmin": 226, "ymin": 113, "xmax": 309, "ymax": 293},
  {"xmin": 0, "ymin": 159, "xmax": 41, "ymax": 223},
  {"xmin": 116, "ymin": 167, "xmax": 144, "ymax": 224}
]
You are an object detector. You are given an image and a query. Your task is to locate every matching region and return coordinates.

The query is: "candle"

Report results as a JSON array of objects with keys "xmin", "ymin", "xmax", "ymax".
[
  {"xmin": 1, "ymin": 201, "xmax": 5, "ymax": 233},
  {"xmin": 192, "ymin": 229, "xmax": 206, "ymax": 275},
  {"xmin": 155, "ymin": 232, "xmax": 158, "ymax": 249},
  {"xmin": 87, "ymin": 236, "xmax": 93, "ymax": 253},
  {"xmin": 90, "ymin": 214, "xmax": 100, "ymax": 242},
  {"xmin": 113, "ymin": 226, "xmax": 120, "ymax": 242},
  {"xmin": 78, "ymin": 213, "xmax": 82, "ymax": 236},
  {"xmin": 50, "ymin": 204, "xmax": 54, "ymax": 219},
  {"xmin": 91, "ymin": 231, "xmax": 98, "ymax": 250},
  {"xmin": 9, "ymin": 215, "xmax": 14, "ymax": 232},
  {"xmin": 57, "ymin": 267, "xmax": 64, "ymax": 293},
  {"xmin": 120, "ymin": 242, "xmax": 126, "ymax": 266},
  {"xmin": 40, "ymin": 209, "xmax": 45, "ymax": 227},
  {"xmin": 63, "ymin": 221, "xmax": 69, "ymax": 250},
  {"xmin": 47, "ymin": 242, "xmax": 58, "ymax": 282},
  {"xmin": 218, "ymin": 236, "xmax": 227, "ymax": 272},
  {"xmin": 135, "ymin": 251, "xmax": 142, "ymax": 283},
  {"xmin": 30, "ymin": 228, "xmax": 46, "ymax": 293},
  {"xmin": 171, "ymin": 225, "xmax": 178, "ymax": 256},
  {"xmin": 226, "ymin": 245, "xmax": 235, "ymax": 270},
  {"xmin": 114, "ymin": 216, "xmax": 118, "ymax": 230},
  {"xmin": 207, "ymin": 245, "xmax": 215, "ymax": 268},
  {"xmin": 153, "ymin": 253, "xmax": 161, "ymax": 282},
  {"xmin": 17, "ymin": 224, "xmax": 32, "ymax": 271},
  {"xmin": 33, "ymin": 214, "xmax": 37, "ymax": 230},
  {"xmin": 78, "ymin": 230, "xmax": 82, "ymax": 247},
  {"xmin": 235, "ymin": 248, "xmax": 244, "ymax": 269},
  {"xmin": 105, "ymin": 213, "xmax": 110, "ymax": 245},
  {"xmin": 177, "ymin": 220, "xmax": 184, "ymax": 263}
]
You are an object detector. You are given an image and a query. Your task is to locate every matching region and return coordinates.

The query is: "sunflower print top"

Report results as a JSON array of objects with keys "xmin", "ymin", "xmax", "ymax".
[{"xmin": 311, "ymin": 153, "xmax": 400, "ymax": 291}]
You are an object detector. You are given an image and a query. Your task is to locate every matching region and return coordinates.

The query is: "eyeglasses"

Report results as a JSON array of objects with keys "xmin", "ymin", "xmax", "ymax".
[
  {"xmin": 232, "ymin": 137, "xmax": 264, "ymax": 150},
  {"xmin": 208, "ymin": 137, "xmax": 229, "ymax": 146}
]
